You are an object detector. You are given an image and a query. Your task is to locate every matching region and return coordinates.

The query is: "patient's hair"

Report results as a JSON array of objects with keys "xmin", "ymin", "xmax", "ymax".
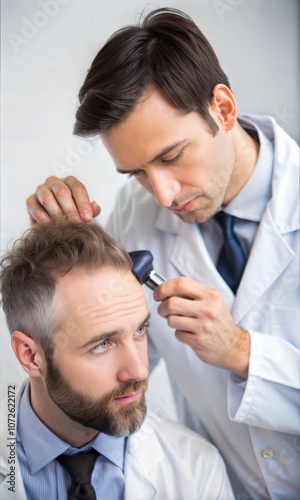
[
  {"xmin": 73, "ymin": 8, "xmax": 230, "ymax": 138},
  {"xmin": 0, "ymin": 220, "xmax": 132, "ymax": 356}
]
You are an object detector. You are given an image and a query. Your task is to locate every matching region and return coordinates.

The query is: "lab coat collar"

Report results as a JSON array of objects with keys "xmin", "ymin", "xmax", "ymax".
[{"xmin": 239, "ymin": 114, "xmax": 299, "ymax": 233}]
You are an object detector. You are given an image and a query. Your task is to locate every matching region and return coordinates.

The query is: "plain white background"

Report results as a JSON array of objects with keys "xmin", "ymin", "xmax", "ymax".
[{"xmin": 1, "ymin": 0, "xmax": 299, "ymax": 415}]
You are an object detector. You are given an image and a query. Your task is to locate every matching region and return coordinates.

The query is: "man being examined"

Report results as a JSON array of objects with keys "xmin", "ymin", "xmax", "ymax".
[{"xmin": 0, "ymin": 220, "xmax": 233, "ymax": 500}]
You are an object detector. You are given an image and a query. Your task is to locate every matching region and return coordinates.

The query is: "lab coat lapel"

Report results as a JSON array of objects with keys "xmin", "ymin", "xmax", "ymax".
[
  {"xmin": 124, "ymin": 416, "xmax": 164, "ymax": 500},
  {"xmin": 232, "ymin": 205, "xmax": 295, "ymax": 324}
]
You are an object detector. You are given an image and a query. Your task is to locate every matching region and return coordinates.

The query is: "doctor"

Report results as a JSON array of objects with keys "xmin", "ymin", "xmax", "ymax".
[
  {"xmin": 0, "ymin": 220, "xmax": 234, "ymax": 500},
  {"xmin": 26, "ymin": 8, "xmax": 300, "ymax": 499}
]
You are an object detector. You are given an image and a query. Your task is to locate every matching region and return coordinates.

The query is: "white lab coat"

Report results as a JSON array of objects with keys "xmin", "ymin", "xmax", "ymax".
[
  {"xmin": 106, "ymin": 115, "xmax": 300, "ymax": 499},
  {"xmin": 0, "ymin": 381, "xmax": 234, "ymax": 500}
]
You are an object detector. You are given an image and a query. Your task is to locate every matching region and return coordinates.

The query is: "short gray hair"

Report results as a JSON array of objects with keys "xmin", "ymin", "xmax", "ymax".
[{"xmin": 0, "ymin": 220, "xmax": 132, "ymax": 356}]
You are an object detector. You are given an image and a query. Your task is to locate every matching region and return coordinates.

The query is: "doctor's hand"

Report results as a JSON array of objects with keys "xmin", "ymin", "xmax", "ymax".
[
  {"xmin": 26, "ymin": 176, "xmax": 100, "ymax": 225},
  {"xmin": 153, "ymin": 277, "xmax": 250, "ymax": 380}
]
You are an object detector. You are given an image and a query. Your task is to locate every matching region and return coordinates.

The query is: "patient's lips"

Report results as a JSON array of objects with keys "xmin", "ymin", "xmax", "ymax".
[{"xmin": 114, "ymin": 389, "xmax": 142, "ymax": 405}]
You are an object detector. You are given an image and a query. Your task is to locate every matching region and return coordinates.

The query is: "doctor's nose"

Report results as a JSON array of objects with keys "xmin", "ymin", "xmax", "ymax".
[{"xmin": 148, "ymin": 171, "xmax": 181, "ymax": 208}]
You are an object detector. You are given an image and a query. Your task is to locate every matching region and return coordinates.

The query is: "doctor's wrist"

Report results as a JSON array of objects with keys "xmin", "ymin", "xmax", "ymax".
[{"xmin": 229, "ymin": 327, "xmax": 250, "ymax": 380}]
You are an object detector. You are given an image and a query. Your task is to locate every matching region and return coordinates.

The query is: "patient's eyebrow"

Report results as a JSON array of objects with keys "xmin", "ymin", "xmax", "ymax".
[{"xmin": 80, "ymin": 331, "xmax": 119, "ymax": 349}]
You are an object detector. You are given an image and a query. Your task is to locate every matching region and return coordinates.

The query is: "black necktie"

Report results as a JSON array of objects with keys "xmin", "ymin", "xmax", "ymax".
[
  {"xmin": 57, "ymin": 450, "xmax": 99, "ymax": 500},
  {"xmin": 215, "ymin": 212, "xmax": 247, "ymax": 294}
]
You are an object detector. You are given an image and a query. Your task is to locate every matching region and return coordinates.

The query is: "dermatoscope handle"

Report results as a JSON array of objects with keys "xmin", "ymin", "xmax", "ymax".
[{"xmin": 129, "ymin": 250, "xmax": 165, "ymax": 290}]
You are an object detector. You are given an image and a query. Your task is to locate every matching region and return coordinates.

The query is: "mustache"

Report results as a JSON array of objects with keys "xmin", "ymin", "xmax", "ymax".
[
  {"xmin": 170, "ymin": 192, "xmax": 204, "ymax": 208},
  {"xmin": 109, "ymin": 379, "xmax": 148, "ymax": 399}
]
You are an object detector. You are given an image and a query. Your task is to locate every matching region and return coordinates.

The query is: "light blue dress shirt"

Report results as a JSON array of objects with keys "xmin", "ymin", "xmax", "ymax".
[
  {"xmin": 200, "ymin": 117, "xmax": 275, "ymax": 264},
  {"xmin": 17, "ymin": 383, "xmax": 126, "ymax": 500}
]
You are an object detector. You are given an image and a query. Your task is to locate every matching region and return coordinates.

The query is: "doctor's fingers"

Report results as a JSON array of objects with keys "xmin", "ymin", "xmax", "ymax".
[
  {"xmin": 30, "ymin": 176, "xmax": 99, "ymax": 222},
  {"xmin": 156, "ymin": 288, "xmax": 224, "ymax": 319},
  {"xmin": 157, "ymin": 295, "xmax": 206, "ymax": 320},
  {"xmin": 27, "ymin": 182, "xmax": 82, "ymax": 222},
  {"xmin": 154, "ymin": 276, "xmax": 218, "ymax": 303},
  {"xmin": 26, "ymin": 193, "xmax": 53, "ymax": 224},
  {"xmin": 164, "ymin": 313, "xmax": 201, "ymax": 334},
  {"xmin": 164, "ymin": 317, "xmax": 213, "ymax": 354},
  {"xmin": 45, "ymin": 175, "xmax": 97, "ymax": 221},
  {"xmin": 174, "ymin": 326, "xmax": 233, "ymax": 366}
]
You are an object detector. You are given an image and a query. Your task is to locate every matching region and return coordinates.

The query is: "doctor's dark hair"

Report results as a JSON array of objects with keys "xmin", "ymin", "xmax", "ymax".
[
  {"xmin": 73, "ymin": 8, "xmax": 230, "ymax": 137},
  {"xmin": 0, "ymin": 220, "xmax": 132, "ymax": 357}
]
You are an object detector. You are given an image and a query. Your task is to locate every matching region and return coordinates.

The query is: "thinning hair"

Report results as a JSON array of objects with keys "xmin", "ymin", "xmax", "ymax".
[
  {"xmin": 74, "ymin": 8, "xmax": 230, "ymax": 138},
  {"xmin": 0, "ymin": 220, "xmax": 132, "ymax": 356}
]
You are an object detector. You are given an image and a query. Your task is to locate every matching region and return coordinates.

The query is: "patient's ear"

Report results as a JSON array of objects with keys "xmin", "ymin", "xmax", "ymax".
[{"xmin": 11, "ymin": 331, "xmax": 46, "ymax": 377}]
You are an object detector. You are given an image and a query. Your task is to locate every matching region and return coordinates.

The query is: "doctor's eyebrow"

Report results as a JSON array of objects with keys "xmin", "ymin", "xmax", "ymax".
[
  {"xmin": 116, "ymin": 140, "xmax": 187, "ymax": 174},
  {"xmin": 80, "ymin": 312, "xmax": 151, "ymax": 349}
]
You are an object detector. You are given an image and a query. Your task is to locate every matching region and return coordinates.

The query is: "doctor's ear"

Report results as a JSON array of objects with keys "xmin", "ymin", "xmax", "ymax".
[
  {"xmin": 11, "ymin": 331, "xmax": 46, "ymax": 377},
  {"xmin": 211, "ymin": 84, "xmax": 237, "ymax": 130}
]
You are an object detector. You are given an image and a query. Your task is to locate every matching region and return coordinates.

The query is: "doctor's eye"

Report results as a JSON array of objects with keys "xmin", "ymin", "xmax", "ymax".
[
  {"xmin": 161, "ymin": 150, "xmax": 184, "ymax": 165},
  {"xmin": 128, "ymin": 169, "xmax": 145, "ymax": 179},
  {"xmin": 128, "ymin": 170, "xmax": 139, "ymax": 178}
]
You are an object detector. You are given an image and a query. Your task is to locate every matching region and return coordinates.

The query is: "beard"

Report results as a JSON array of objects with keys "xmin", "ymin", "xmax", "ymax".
[{"xmin": 45, "ymin": 359, "xmax": 148, "ymax": 437}]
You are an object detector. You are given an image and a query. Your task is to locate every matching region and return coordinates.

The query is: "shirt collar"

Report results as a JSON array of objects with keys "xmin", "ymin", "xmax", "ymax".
[
  {"xmin": 65, "ymin": 432, "xmax": 126, "ymax": 472},
  {"xmin": 17, "ymin": 382, "xmax": 125, "ymax": 475},
  {"xmin": 225, "ymin": 117, "xmax": 274, "ymax": 222}
]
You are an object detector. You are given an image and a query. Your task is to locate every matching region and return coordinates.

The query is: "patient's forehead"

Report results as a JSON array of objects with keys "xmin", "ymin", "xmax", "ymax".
[{"xmin": 52, "ymin": 267, "xmax": 147, "ymax": 350}]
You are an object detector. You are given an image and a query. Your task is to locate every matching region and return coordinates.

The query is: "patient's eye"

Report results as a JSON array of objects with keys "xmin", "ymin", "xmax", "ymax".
[{"xmin": 91, "ymin": 339, "xmax": 112, "ymax": 353}]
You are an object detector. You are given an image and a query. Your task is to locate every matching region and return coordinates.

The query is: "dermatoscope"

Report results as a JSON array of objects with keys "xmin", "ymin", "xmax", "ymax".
[{"xmin": 129, "ymin": 250, "xmax": 165, "ymax": 290}]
